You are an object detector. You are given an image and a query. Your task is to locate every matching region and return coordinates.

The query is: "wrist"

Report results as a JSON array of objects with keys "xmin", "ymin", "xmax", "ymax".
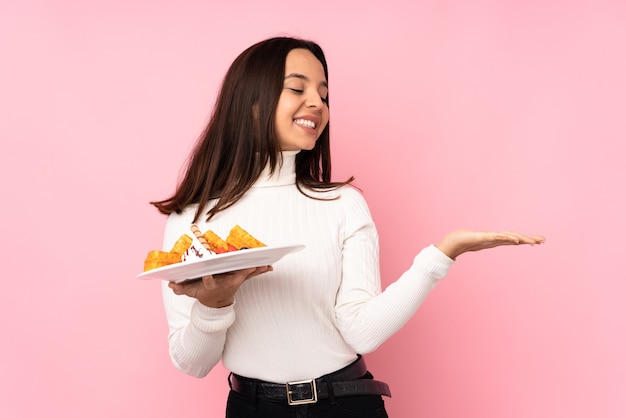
[
  {"xmin": 200, "ymin": 296, "xmax": 234, "ymax": 309},
  {"xmin": 436, "ymin": 236, "xmax": 459, "ymax": 260}
]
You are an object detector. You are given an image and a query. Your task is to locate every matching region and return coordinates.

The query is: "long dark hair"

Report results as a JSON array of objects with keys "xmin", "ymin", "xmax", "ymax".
[{"xmin": 151, "ymin": 37, "xmax": 353, "ymax": 222}]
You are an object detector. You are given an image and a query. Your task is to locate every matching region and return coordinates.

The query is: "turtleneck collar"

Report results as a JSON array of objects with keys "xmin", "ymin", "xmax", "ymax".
[{"xmin": 251, "ymin": 150, "xmax": 299, "ymax": 188}]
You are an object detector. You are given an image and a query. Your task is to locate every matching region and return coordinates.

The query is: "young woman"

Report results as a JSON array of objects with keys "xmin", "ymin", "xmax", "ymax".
[{"xmin": 151, "ymin": 37, "xmax": 544, "ymax": 418}]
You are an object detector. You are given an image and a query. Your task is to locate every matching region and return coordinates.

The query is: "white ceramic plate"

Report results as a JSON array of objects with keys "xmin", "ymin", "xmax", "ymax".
[{"xmin": 137, "ymin": 244, "xmax": 305, "ymax": 283}]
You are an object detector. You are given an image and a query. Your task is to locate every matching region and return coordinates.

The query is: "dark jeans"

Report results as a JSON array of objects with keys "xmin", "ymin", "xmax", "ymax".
[{"xmin": 226, "ymin": 389, "xmax": 388, "ymax": 418}]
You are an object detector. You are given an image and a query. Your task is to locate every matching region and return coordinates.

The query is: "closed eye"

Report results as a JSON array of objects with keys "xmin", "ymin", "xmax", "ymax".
[{"xmin": 287, "ymin": 88, "xmax": 328, "ymax": 104}]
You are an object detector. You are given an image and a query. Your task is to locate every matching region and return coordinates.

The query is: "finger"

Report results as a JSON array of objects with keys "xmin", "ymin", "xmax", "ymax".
[
  {"xmin": 501, "ymin": 231, "xmax": 546, "ymax": 245},
  {"xmin": 530, "ymin": 235, "xmax": 546, "ymax": 244},
  {"xmin": 506, "ymin": 231, "xmax": 533, "ymax": 244},
  {"xmin": 213, "ymin": 267, "xmax": 257, "ymax": 279},
  {"xmin": 252, "ymin": 265, "xmax": 273, "ymax": 275},
  {"xmin": 492, "ymin": 231, "xmax": 522, "ymax": 244},
  {"xmin": 514, "ymin": 232, "xmax": 546, "ymax": 245},
  {"xmin": 213, "ymin": 265, "xmax": 273, "ymax": 280},
  {"xmin": 168, "ymin": 281, "xmax": 196, "ymax": 296},
  {"xmin": 244, "ymin": 265, "xmax": 273, "ymax": 279},
  {"xmin": 168, "ymin": 282, "xmax": 180, "ymax": 294}
]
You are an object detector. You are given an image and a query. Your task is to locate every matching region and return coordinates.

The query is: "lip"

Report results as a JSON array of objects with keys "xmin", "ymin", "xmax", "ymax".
[{"xmin": 293, "ymin": 114, "xmax": 321, "ymax": 129}]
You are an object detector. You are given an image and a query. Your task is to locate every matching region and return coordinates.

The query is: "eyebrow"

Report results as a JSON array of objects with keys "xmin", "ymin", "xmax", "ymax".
[{"xmin": 285, "ymin": 73, "xmax": 328, "ymax": 88}]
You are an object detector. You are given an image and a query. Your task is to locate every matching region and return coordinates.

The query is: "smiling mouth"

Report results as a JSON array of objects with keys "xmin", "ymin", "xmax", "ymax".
[{"xmin": 294, "ymin": 118, "xmax": 316, "ymax": 129}]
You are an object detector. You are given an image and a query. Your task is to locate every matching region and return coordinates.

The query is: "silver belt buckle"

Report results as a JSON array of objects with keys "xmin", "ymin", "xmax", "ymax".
[{"xmin": 286, "ymin": 379, "xmax": 318, "ymax": 405}]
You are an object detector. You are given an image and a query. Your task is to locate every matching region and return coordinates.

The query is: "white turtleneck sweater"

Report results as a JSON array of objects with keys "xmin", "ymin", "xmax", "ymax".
[{"xmin": 161, "ymin": 151, "xmax": 454, "ymax": 383}]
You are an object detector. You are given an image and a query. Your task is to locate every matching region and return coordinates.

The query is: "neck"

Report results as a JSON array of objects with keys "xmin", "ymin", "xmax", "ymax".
[{"xmin": 252, "ymin": 151, "xmax": 299, "ymax": 187}]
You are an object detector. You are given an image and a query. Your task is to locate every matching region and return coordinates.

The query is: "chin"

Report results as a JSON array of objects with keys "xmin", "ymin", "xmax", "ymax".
[{"xmin": 281, "ymin": 141, "xmax": 317, "ymax": 151}]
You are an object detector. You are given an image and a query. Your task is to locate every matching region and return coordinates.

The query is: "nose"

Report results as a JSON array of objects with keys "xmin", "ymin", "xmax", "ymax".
[{"xmin": 305, "ymin": 90, "xmax": 324, "ymax": 109}]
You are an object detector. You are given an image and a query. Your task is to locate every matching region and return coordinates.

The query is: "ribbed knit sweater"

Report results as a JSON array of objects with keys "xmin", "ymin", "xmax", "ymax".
[{"xmin": 161, "ymin": 150, "xmax": 454, "ymax": 382}]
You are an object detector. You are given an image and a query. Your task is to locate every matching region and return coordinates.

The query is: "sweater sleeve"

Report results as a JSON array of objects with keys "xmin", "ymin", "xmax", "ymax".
[
  {"xmin": 334, "ymin": 188, "xmax": 454, "ymax": 353},
  {"xmin": 160, "ymin": 212, "xmax": 234, "ymax": 378}
]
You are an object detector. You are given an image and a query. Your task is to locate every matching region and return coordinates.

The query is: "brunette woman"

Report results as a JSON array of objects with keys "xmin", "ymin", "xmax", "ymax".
[{"xmin": 151, "ymin": 36, "xmax": 544, "ymax": 418}]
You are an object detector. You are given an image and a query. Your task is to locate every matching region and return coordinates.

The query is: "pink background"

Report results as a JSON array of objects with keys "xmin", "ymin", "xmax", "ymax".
[{"xmin": 1, "ymin": 1, "xmax": 625, "ymax": 417}]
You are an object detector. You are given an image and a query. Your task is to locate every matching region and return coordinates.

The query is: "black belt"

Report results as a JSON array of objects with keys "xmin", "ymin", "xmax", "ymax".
[{"xmin": 229, "ymin": 355, "xmax": 391, "ymax": 406}]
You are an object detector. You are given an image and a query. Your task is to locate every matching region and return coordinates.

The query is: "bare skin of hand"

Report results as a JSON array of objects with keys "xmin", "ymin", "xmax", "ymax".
[
  {"xmin": 436, "ymin": 230, "xmax": 545, "ymax": 260},
  {"xmin": 168, "ymin": 265, "xmax": 273, "ymax": 308}
]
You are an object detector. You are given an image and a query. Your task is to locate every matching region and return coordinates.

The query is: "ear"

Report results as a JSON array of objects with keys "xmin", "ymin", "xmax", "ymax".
[
  {"xmin": 251, "ymin": 103, "xmax": 263, "ymax": 144},
  {"xmin": 252, "ymin": 103, "xmax": 260, "ymax": 121}
]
